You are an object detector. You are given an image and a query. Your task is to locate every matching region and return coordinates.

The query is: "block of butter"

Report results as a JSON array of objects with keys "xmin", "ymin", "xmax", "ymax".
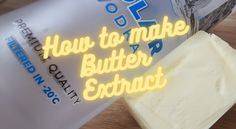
[{"xmin": 125, "ymin": 31, "xmax": 236, "ymax": 129}]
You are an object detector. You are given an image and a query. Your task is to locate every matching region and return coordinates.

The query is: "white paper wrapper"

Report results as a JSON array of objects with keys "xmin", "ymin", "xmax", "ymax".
[{"xmin": 0, "ymin": 0, "xmax": 235, "ymax": 129}]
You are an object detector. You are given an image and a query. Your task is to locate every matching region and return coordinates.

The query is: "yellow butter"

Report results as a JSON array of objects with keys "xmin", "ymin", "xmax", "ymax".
[{"xmin": 125, "ymin": 31, "xmax": 236, "ymax": 129}]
